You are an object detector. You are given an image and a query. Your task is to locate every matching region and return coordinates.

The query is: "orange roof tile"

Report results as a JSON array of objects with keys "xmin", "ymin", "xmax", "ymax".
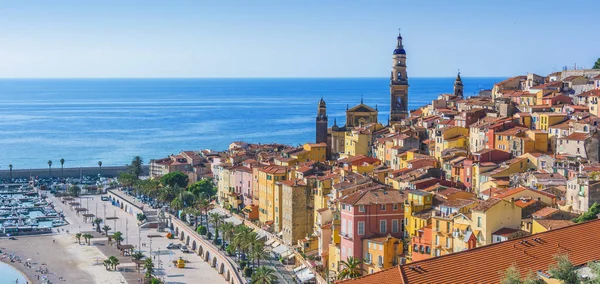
[
  {"xmin": 532, "ymin": 207, "xmax": 559, "ymax": 219},
  {"xmin": 340, "ymin": 219, "xmax": 600, "ymax": 284},
  {"xmin": 562, "ymin": 132, "xmax": 590, "ymax": 141}
]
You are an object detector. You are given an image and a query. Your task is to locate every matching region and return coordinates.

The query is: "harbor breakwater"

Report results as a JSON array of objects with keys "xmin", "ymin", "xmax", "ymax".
[{"xmin": 0, "ymin": 166, "xmax": 149, "ymax": 179}]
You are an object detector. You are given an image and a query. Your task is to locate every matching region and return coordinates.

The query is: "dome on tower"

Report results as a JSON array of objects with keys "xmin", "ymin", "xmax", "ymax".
[
  {"xmin": 319, "ymin": 97, "xmax": 326, "ymax": 107},
  {"xmin": 393, "ymin": 48, "xmax": 406, "ymax": 55}
]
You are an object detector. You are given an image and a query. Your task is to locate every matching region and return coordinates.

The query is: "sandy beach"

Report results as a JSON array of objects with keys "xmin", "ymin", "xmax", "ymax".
[{"xmin": 0, "ymin": 234, "xmax": 91, "ymax": 284}]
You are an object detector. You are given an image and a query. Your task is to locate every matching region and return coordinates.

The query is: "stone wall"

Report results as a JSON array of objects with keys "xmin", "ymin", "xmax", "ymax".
[{"xmin": 0, "ymin": 166, "xmax": 149, "ymax": 179}]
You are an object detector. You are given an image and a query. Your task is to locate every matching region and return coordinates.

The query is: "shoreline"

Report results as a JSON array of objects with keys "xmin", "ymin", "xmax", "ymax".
[{"xmin": 1, "ymin": 251, "xmax": 35, "ymax": 284}]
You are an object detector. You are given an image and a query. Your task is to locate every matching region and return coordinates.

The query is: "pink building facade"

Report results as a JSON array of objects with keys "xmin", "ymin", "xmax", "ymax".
[
  {"xmin": 339, "ymin": 189, "xmax": 405, "ymax": 261},
  {"xmin": 233, "ymin": 166, "xmax": 253, "ymax": 207}
]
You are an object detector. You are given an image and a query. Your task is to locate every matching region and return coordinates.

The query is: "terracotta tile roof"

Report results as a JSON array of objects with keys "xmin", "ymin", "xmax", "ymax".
[
  {"xmin": 534, "ymin": 219, "xmax": 576, "ymax": 230},
  {"xmin": 494, "ymin": 187, "xmax": 556, "ymax": 200},
  {"xmin": 278, "ymin": 179, "xmax": 306, "ymax": 187},
  {"xmin": 562, "ymin": 132, "xmax": 590, "ymax": 141},
  {"xmin": 495, "ymin": 126, "xmax": 528, "ymax": 136},
  {"xmin": 531, "ymin": 207, "xmax": 559, "ymax": 219},
  {"xmin": 514, "ymin": 198, "xmax": 537, "ymax": 208},
  {"xmin": 340, "ymin": 219, "xmax": 600, "ymax": 284},
  {"xmin": 562, "ymin": 75, "xmax": 587, "ymax": 82},
  {"xmin": 339, "ymin": 188, "xmax": 404, "ymax": 206},
  {"xmin": 530, "ymin": 81, "xmax": 562, "ymax": 89},
  {"xmin": 492, "ymin": 227, "xmax": 522, "ymax": 236},
  {"xmin": 578, "ymin": 89, "xmax": 600, "ymax": 97},
  {"xmin": 305, "ymin": 142, "xmax": 327, "ymax": 147},
  {"xmin": 260, "ymin": 165, "xmax": 288, "ymax": 174},
  {"xmin": 471, "ymin": 198, "xmax": 502, "ymax": 212}
]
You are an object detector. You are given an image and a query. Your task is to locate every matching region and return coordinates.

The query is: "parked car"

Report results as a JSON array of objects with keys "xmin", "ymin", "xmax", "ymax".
[
  {"xmin": 166, "ymin": 243, "xmax": 180, "ymax": 249},
  {"xmin": 180, "ymin": 245, "xmax": 190, "ymax": 253},
  {"xmin": 101, "ymin": 196, "xmax": 109, "ymax": 201}
]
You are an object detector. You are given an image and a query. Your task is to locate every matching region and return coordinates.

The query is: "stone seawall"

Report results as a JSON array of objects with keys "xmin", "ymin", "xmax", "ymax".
[{"xmin": 0, "ymin": 166, "xmax": 149, "ymax": 179}]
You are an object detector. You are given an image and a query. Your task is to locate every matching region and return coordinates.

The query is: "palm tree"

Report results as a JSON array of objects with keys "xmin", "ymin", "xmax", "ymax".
[
  {"xmin": 83, "ymin": 233, "xmax": 93, "ymax": 245},
  {"xmin": 60, "ymin": 158, "xmax": 65, "ymax": 179},
  {"xmin": 130, "ymin": 156, "xmax": 143, "ymax": 179},
  {"xmin": 108, "ymin": 256, "xmax": 120, "ymax": 271},
  {"xmin": 47, "ymin": 160, "xmax": 53, "ymax": 176},
  {"xmin": 144, "ymin": 258, "xmax": 155, "ymax": 279},
  {"xmin": 250, "ymin": 242, "xmax": 269, "ymax": 267},
  {"xmin": 103, "ymin": 259, "xmax": 111, "ymax": 270},
  {"xmin": 102, "ymin": 225, "xmax": 111, "ymax": 236},
  {"xmin": 337, "ymin": 257, "xmax": 365, "ymax": 280},
  {"xmin": 113, "ymin": 231, "xmax": 124, "ymax": 246},
  {"xmin": 221, "ymin": 222, "xmax": 235, "ymax": 244},
  {"xmin": 181, "ymin": 207, "xmax": 200, "ymax": 227},
  {"xmin": 93, "ymin": 218, "xmax": 103, "ymax": 233},
  {"xmin": 75, "ymin": 233, "xmax": 82, "ymax": 244},
  {"xmin": 131, "ymin": 251, "xmax": 144, "ymax": 272},
  {"xmin": 157, "ymin": 186, "xmax": 180, "ymax": 205},
  {"xmin": 251, "ymin": 266, "xmax": 277, "ymax": 284},
  {"xmin": 209, "ymin": 212, "xmax": 223, "ymax": 243},
  {"xmin": 244, "ymin": 231, "xmax": 260, "ymax": 256},
  {"xmin": 132, "ymin": 251, "xmax": 144, "ymax": 261},
  {"xmin": 98, "ymin": 161, "xmax": 103, "ymax": 176},
  {"xmin": 8, "ymin": 164, "xmax": 12, "ymax": 181},
  {"xmin": 170, "ymin": 190, "xmax": 196, "ymax": 213},
  {"xmin": 231, "ymin": 226, "xmax": 252, "ymax": 260},
  {"xmin": 195, "ymin": 196, "xmax": 212, "ymax": 227}
]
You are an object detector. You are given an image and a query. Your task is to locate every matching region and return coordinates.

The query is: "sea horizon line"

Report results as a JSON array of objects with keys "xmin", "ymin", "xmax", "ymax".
[{"xmin": 0, "ymin": 76, "xmax": 508, "ymax": 80}]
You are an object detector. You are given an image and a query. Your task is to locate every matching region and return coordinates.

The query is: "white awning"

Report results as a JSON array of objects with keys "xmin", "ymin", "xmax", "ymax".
[
  {"xmin": 223, "ymin": 216, "xmax": 243, "ymax": 226},
  {"xmin": 295, "ymin": 268, "xmax": 315, "ymax": 283},
  {"xmin": 265, "ymin": 238, "xmax": 276, "ymax": 246},
  {"xmin": 293, "ymin": 264, "xmax": 306, "ymax": 272},
  {"xmin": 272, "ymin": 244, "xmax": 290, "ymax": 255},
  {"xmin": 256, "ymin": 230, "xmax": 267, "ymax": 241}
]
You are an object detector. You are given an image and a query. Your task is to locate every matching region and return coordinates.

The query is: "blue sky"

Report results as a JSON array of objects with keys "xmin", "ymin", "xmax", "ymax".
[{"xmin": 0, "ymin": 0, "xmax": 598, "ymax": 78}]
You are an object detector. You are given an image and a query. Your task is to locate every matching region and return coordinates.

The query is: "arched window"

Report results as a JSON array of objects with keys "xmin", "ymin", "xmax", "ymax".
[
  {"xmin": 419, "ymin": 245, "xmax": 424, "ymax": 253},
  {"xmin": 426, "ymin": 246, "xmax": 431, "ymax": 254},
  {"xmin": 413, "ymin": 244, "xmax": 418, "ymax": 252}
]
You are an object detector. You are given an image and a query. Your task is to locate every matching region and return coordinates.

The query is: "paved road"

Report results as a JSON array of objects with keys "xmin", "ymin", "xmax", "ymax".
[{"xmin": 52, "ymin": 193, "xmax": 227, "ymax": 284}]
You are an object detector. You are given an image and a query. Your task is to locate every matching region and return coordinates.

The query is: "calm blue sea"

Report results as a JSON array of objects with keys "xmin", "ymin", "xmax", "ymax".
[
  {"xmin": 0, "ymin": 262, "xmax": 27, "ymax": 283},
  {"xmin": 0, "ymin": 78, "xmax": 503, "ymax": 169}
]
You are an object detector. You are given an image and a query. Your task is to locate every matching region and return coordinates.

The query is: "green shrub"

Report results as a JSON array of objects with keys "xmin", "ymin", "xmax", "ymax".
[
  {"xmin": 573, "ymin": 202, "xmax": 600, "ymax": 223},
  {"xmin": 197, "ymin": 225, "xmax": 207, "ymax": 235},
  {"xmin": 244, "ymin": 266, "xmax": 253, "ymax": 278}
]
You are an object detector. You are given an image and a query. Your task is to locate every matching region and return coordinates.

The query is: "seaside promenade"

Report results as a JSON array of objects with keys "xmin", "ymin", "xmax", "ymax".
[{"xmin": 106, "ymin": 189, "xmax": 233, "ymax": 284}]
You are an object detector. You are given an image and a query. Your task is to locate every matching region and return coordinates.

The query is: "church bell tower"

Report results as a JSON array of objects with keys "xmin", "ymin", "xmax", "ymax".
[
  {"xmin": 454, "ymin": 71, "xmax": 464, "ymax": 97},
  {"xmin": 390, "ymin": 30, "xmax": 409, "ymax": 123},
  {"xmin": 316, "ymin": 98, "xmax": 328, "ymax": 143}
]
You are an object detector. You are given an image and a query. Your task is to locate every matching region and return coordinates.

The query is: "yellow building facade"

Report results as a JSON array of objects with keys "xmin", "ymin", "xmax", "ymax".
[
  {"xmin": 539, "ymin": 113, "xmax": 567, "ymax": 131},
  {"xmin": 404, "ymin": 191, "xmax": 434, "ymax": 238},
  {"xmin": 362, "ymin": 236, "xmax": 404, "ymax": 274},
  {"xmin": 303, "ymin": 143, "xmax": 327, "ymax": 162},
  {"xmin": 257, "ymin": 166, "xmax": 288, "ymax": 226},
  {"xmin": 434, "ymin": 126, "xmax": 469, "ymax": 162}
]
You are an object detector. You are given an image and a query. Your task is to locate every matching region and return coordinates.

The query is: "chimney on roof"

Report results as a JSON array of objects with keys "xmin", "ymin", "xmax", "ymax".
[{"xmin": 511, "ymin": 197, "xmax": 515, "ymax": 204}]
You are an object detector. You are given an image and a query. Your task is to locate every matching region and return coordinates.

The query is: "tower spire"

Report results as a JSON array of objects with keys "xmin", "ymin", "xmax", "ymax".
[
  {"xmin": 390, "ymin": 30, "xmax": 409, "ymax": 123},
  {"xmin": 454, "ymin": 70, "xmax": 464, "ymax": 97}
]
